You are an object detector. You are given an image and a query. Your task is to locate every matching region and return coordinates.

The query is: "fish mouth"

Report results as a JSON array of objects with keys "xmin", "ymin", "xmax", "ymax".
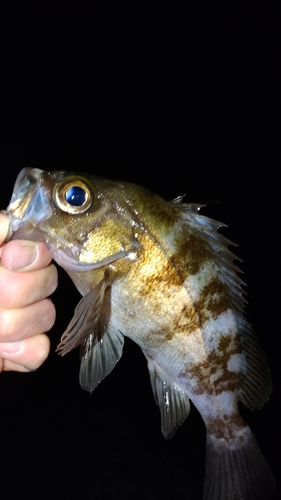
[{"xmin": 5, "ymin": 167, "xmax": 53, "ymax": 237}]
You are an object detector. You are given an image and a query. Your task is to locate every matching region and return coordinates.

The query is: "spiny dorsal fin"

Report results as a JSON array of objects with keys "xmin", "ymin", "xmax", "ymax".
[{"xmin": 171, "ymin": 201, "xmax": 245, "ymax": 315}]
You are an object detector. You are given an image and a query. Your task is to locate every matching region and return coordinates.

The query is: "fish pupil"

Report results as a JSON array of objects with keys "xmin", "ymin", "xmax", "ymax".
[{"xmin": 65, "ymin": 186, "xmax": 86, "ymax": 206}]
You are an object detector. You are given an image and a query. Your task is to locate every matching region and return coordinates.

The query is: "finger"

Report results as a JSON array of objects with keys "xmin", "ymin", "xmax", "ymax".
[
  {"xmin": 1, "ymin": 240, "xmax": 53, "ymax": 272},
  {"xmin": 0, "ymin": 298, "xmax": 56, "ymax": 342},
  {"xmin": 0, "ymin": 264, "xmax": 58, "ymax": 308},
  {"xmin": 0, "ymin": 214, "xmax": 10, "ymax": 245},
  {"xmin": 0, "ymin": 333, "xmax": 51, "ymax": 372}
]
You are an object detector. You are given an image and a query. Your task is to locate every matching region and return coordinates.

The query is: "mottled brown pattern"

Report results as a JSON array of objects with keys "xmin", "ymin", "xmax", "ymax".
[
  {"xmin": 201, "ymin": 279, "xmax": 230, "ymax": 319},
  {"xmin": 206, "ymin": 413, "xmax": 245, "ymax": 440},
  {"xmin": 135, "ymin": 236, "xmax": 183, "ymax": 298},
  {"xmin": 171, "ymin": 233, "xmax": 209, "ymax": 276},
  {"xmin": 127, "ymin": 187, "xmax": 179, "ymax": 241},
  {"xmin": 137, "ymin": 263, "xmax": 182, "ymax": 298},
  {"xmin": 190, "ymin": 279, "xmax": 230, "ymax": 326},
  {"xmin": 140, "ymin": 305, "xmax": 200, "ymax": 347},
  {"xmin": 173, "ymin": 278, "xmax": 231, "ymax": 332},
  {"xmin": 181, "ymin": 334, "xmax": 242, "ymax": 396},
  {"xmin": 138, "ymin": 192, "xmax": 179, "ymax": 229},
  {"xmin": 146, "ymin": 327, "xmax": 176, "ymax": 343},
  {"xmin": 218, "ymin": 335, "xmax": 232, "ymax": 352},
  {"xmin": 173, "ymin": 303, "xmax": 201, "ymax": 334}
]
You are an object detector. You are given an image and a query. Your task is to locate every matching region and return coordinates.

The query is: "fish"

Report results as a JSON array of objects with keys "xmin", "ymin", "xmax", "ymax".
[{"xmin": 4, "ymin": 167, "xmax": 275, "ymax": 500}]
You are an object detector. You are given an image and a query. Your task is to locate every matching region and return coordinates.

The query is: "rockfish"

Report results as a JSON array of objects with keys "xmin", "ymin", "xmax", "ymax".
[{"xmin": 4, "ymin": 168, "xmax": 275, "ymax": 500}]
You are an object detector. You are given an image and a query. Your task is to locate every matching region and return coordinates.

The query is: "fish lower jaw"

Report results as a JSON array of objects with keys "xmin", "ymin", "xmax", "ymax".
[
  {"xmin": 48, "ymin": 245, "xmax": 90, "ymax": 272},
  {"xmin": 8, "ymin": 219, "xmax": 44, "ymax": 243},
  {"xmin": 48, "ymin": 244, "xmax": 109, "ymax": 272}
]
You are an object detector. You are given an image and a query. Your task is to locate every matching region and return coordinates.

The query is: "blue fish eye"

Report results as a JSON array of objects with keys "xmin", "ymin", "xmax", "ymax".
[
  {"xmin": 54, "ymin": 179, "xmax": 93, "ymax": 214},
  {"xmin": 65, "ymin": 186, "xmax": 87, "ymax": 206}
]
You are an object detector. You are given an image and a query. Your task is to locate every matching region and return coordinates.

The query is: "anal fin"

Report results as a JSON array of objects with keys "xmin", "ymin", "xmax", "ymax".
[{"xmin": 147, "ymin": 359, "xmax": 190, "ymax": 439}]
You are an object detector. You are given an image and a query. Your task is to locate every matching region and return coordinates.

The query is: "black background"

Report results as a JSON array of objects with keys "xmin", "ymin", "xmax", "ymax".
[{"xmin": 0, "ymin": 2, "xmax": 280, "ymax": 499}]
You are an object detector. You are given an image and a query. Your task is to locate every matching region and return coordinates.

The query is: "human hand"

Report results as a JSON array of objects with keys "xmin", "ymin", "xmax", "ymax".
[{"xmin": 0, "ymin": 213, "xmax": 57, "ymax": 372}]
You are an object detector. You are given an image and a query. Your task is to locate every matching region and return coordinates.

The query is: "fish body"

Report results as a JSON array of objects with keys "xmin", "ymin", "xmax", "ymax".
[{"xmin": 5, "ymin": 168, "xmax": 275, "ymax": 500}]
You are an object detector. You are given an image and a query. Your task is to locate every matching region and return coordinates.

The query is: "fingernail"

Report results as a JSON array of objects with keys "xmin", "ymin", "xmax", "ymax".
[
  {"xmin": 12, "ymin": 242, "xmax": 39, "ymax": 270},
  {"xmin": 0, "ymin": 341, "xmax": 23, "ymax": 355}
]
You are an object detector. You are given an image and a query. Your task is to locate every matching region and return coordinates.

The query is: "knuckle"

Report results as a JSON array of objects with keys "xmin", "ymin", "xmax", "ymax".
[
  {"xmin": 41, "ymin": 299, "xmax": 56, "ymax": 332},
  {"xmin": 36, "ymin": 339, "xmax": 50, "ymax": 366},
  {"xmin": 0, "ymin": 272, "xmax": 22, "ymax": 308},
  {"xmin": 0, "ymin": 309, "xmax": 15, "ymax": 339},
  {"xmin": 45, "ymin": 265, "xmax": 58, "ymax": 296}
]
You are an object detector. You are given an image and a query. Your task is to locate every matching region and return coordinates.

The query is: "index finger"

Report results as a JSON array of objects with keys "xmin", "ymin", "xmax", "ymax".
[{"xmin": 0, "ymin": 214, "xmax": 10, "ymax": 245}]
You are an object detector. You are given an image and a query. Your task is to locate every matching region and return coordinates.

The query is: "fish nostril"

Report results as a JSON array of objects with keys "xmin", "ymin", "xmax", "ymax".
[
  {"xmin": 24, "ymin": 168, "xmax": 44, "ymax": 184},
  {"xmin": 8, "ymin": 168, "xmax": 45, "ymax": 206}
]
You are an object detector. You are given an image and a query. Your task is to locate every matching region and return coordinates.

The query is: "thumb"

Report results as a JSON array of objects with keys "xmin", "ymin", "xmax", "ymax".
[{"xmin": 0, "ymin": 214, "xmax": 10, "ymax": 245}]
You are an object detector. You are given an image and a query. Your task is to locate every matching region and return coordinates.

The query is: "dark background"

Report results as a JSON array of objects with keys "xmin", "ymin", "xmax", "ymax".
[{"xmin": 0, "ymin": 2, "xmax": 280, "ymax": 499}]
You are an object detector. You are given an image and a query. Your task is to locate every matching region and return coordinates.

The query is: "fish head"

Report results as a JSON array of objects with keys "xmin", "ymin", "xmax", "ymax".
[{"xmin": 5, "ymin": 168, "xmax": 140, "ymax": 274}]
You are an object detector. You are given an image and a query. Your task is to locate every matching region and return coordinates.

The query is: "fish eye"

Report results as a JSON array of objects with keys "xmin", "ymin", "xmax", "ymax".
[
  {"xmin": 53, "ymin": 178, "xmax": 93, "ymax": 214},
  {"xmin": 65, "ymin": 186, "xmax": 86, "ymax": 206}
]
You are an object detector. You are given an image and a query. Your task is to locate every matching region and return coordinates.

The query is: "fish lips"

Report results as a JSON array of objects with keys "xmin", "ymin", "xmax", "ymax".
[{"xmin": 5, "ymin": 167, "xmax": 53, "ymax": 238}]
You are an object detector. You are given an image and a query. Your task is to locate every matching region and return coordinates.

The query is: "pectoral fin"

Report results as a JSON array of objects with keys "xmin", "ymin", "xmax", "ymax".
[
  {"xmin": 147, "ymin": 359, "xmax": 190, "ymax": 439},
  {"xmin": 56, "ymin": 275, "xmax": 109, "ymax": 356},
  {"xmin": 79, "ymin": 318, "xmax": 124, "ymax": 393},
  {"xmin": 56, "ymin": 273, "xmax": 125, "ymax": 393}
]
